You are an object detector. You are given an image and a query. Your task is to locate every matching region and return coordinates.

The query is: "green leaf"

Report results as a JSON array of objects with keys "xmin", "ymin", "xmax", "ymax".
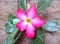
[
  {"xmin": 5, "ymin": 21, "xmax": 21, "ymax": 44},
  {"xmin": 4, "ymin": 29, "xmax": 21, "ymax": 44},
  {"xmin": 32, "ymin": 28, "xmax": 45, "ymax": 44},
  {"xmin": 17, "ymin": 0, "xmax": 27, "ymax": 11},
  {"xmin": 13, "ymin": 18, "xmax": 20, "ymax": 25},
  {"xmin": 5, "ymin": 22, "xmax": 16, "ymax": 34},
  {"xmin": 43, "ymin": 21, "xmax": 58, "ymax": 32},
  {"xmin": 37, "ymin": 0, "xmax": 53, "ymax": 15},
  {"xmin": 8, "ymin": 13, "xmax": 16, "ymax": 24}
]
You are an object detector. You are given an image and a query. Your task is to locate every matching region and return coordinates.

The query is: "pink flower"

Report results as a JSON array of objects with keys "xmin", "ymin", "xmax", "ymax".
[{"xmin": 16, "ymin": 4, "xmax": 46, "ymax": 38}]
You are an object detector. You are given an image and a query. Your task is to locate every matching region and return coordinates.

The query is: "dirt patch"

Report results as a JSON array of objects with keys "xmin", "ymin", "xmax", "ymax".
[{"xmin": 0, "ymin": 0, "xmax": 60, "ymax": 44}]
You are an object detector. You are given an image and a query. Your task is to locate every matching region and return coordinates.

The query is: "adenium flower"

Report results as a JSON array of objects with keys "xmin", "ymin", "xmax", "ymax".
[{"xmin": 16, "ymin": 4, "xmax": 46, "ymax": 38}]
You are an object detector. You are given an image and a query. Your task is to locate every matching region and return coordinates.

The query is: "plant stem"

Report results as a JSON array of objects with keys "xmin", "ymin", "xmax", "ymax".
[{"xmin": 17, "ymin": 0, "xmax": 20, "ymax": 8}]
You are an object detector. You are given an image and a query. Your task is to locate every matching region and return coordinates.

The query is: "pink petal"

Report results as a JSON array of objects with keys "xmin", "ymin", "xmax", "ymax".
[
  {"xmin": 25, "ymin": 24, "xmax": 35, "ymax": 38},
  {"xmin": 27, "ymin": 4, "xmax": 38, "ymax": 18},
  {"xmin": 16, "ymin": 8, "xmax": 27, "ymax": 20},
  {"xmin": 26, "ymin": 31, "xmax": 35, "ymax": 38},
  {"xmin": 32, "ymin": 17, "xmax": 46, "ymax": 28},
  {"xmin": 27, "ymin": 2, "xmax": 30, "ymax": 9},
  {"xmin": 16, "ymin": 22, "xmax": 27, "ymax": 31}
]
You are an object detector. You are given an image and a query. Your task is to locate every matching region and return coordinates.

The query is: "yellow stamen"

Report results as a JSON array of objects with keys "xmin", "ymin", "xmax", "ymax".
[{"xmin": 25, "ymin": 18, "xmax": 31, "ymax": 24}]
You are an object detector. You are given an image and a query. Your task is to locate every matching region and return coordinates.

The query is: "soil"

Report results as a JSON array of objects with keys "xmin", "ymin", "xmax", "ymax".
[{"xmin": 0, "ymin": 0, "xmax": 60, "ymax": 44}]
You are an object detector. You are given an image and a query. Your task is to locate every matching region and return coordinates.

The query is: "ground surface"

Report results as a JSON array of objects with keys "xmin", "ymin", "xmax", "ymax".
[{"xmin": 0, "ymin": 0, "xmax": 60, "ymax": 44}]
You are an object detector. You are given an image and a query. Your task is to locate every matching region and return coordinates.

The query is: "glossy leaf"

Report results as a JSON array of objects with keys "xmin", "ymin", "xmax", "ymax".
[
  {"xmin": 37, "ymin": 0, "xmax": 53, "ymax": 14},
  {"xmin": 4, "ymin": 29, "xmax": 21, "ymax": 44},
  {"xmin": 13, "ymin": 18, "xmax": 20, "ymax": 25},
  {"xmin": 17, "ymin": 0, "xmax": 27, "ymax": 11},
  {"xmin": 8, "ymin": 13, "xmax": 16, "ymax": 24},
  {"xmin": 32, "ymin": 28, "xmax": 45, "ymax": 44},
  {"xmin": 5, "ymin": 22, "xmax": 16, "ymax": 33},
  {"xmin": 5, "ymin": 16, "xmax": 21, "ymax": 44},
  {"xmin": 43, "ymin": 21, "xmax": 58, "ymax": 31}
]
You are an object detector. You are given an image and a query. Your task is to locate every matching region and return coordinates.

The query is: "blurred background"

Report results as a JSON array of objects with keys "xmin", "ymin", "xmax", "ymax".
[{"xmin": 0, "ymin": 0, "xmax": 60, "ymax": 44}]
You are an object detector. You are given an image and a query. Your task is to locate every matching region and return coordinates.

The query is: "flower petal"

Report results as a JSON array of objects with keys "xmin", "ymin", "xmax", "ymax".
[
  {"xmin": 26, "ymin": 31, "xmax": 35, "ymax": 38},
  {"xmin": 16, "ymin": 22, "xmax": 27, "ymax": 31},
  {"xmin": 25, "ymin": 24, "xmax": 35, "ymax": 38},
  {"xmin": 16, "ymin": 8, "xmax": 27, "ymax": 20},
  {"xmin": 27, "ymin": 4, "xmax": 38, "ymax": 18},
  {"xmin": 32, "ymin": 17, "xmax": 46, "ymax": 28}
]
